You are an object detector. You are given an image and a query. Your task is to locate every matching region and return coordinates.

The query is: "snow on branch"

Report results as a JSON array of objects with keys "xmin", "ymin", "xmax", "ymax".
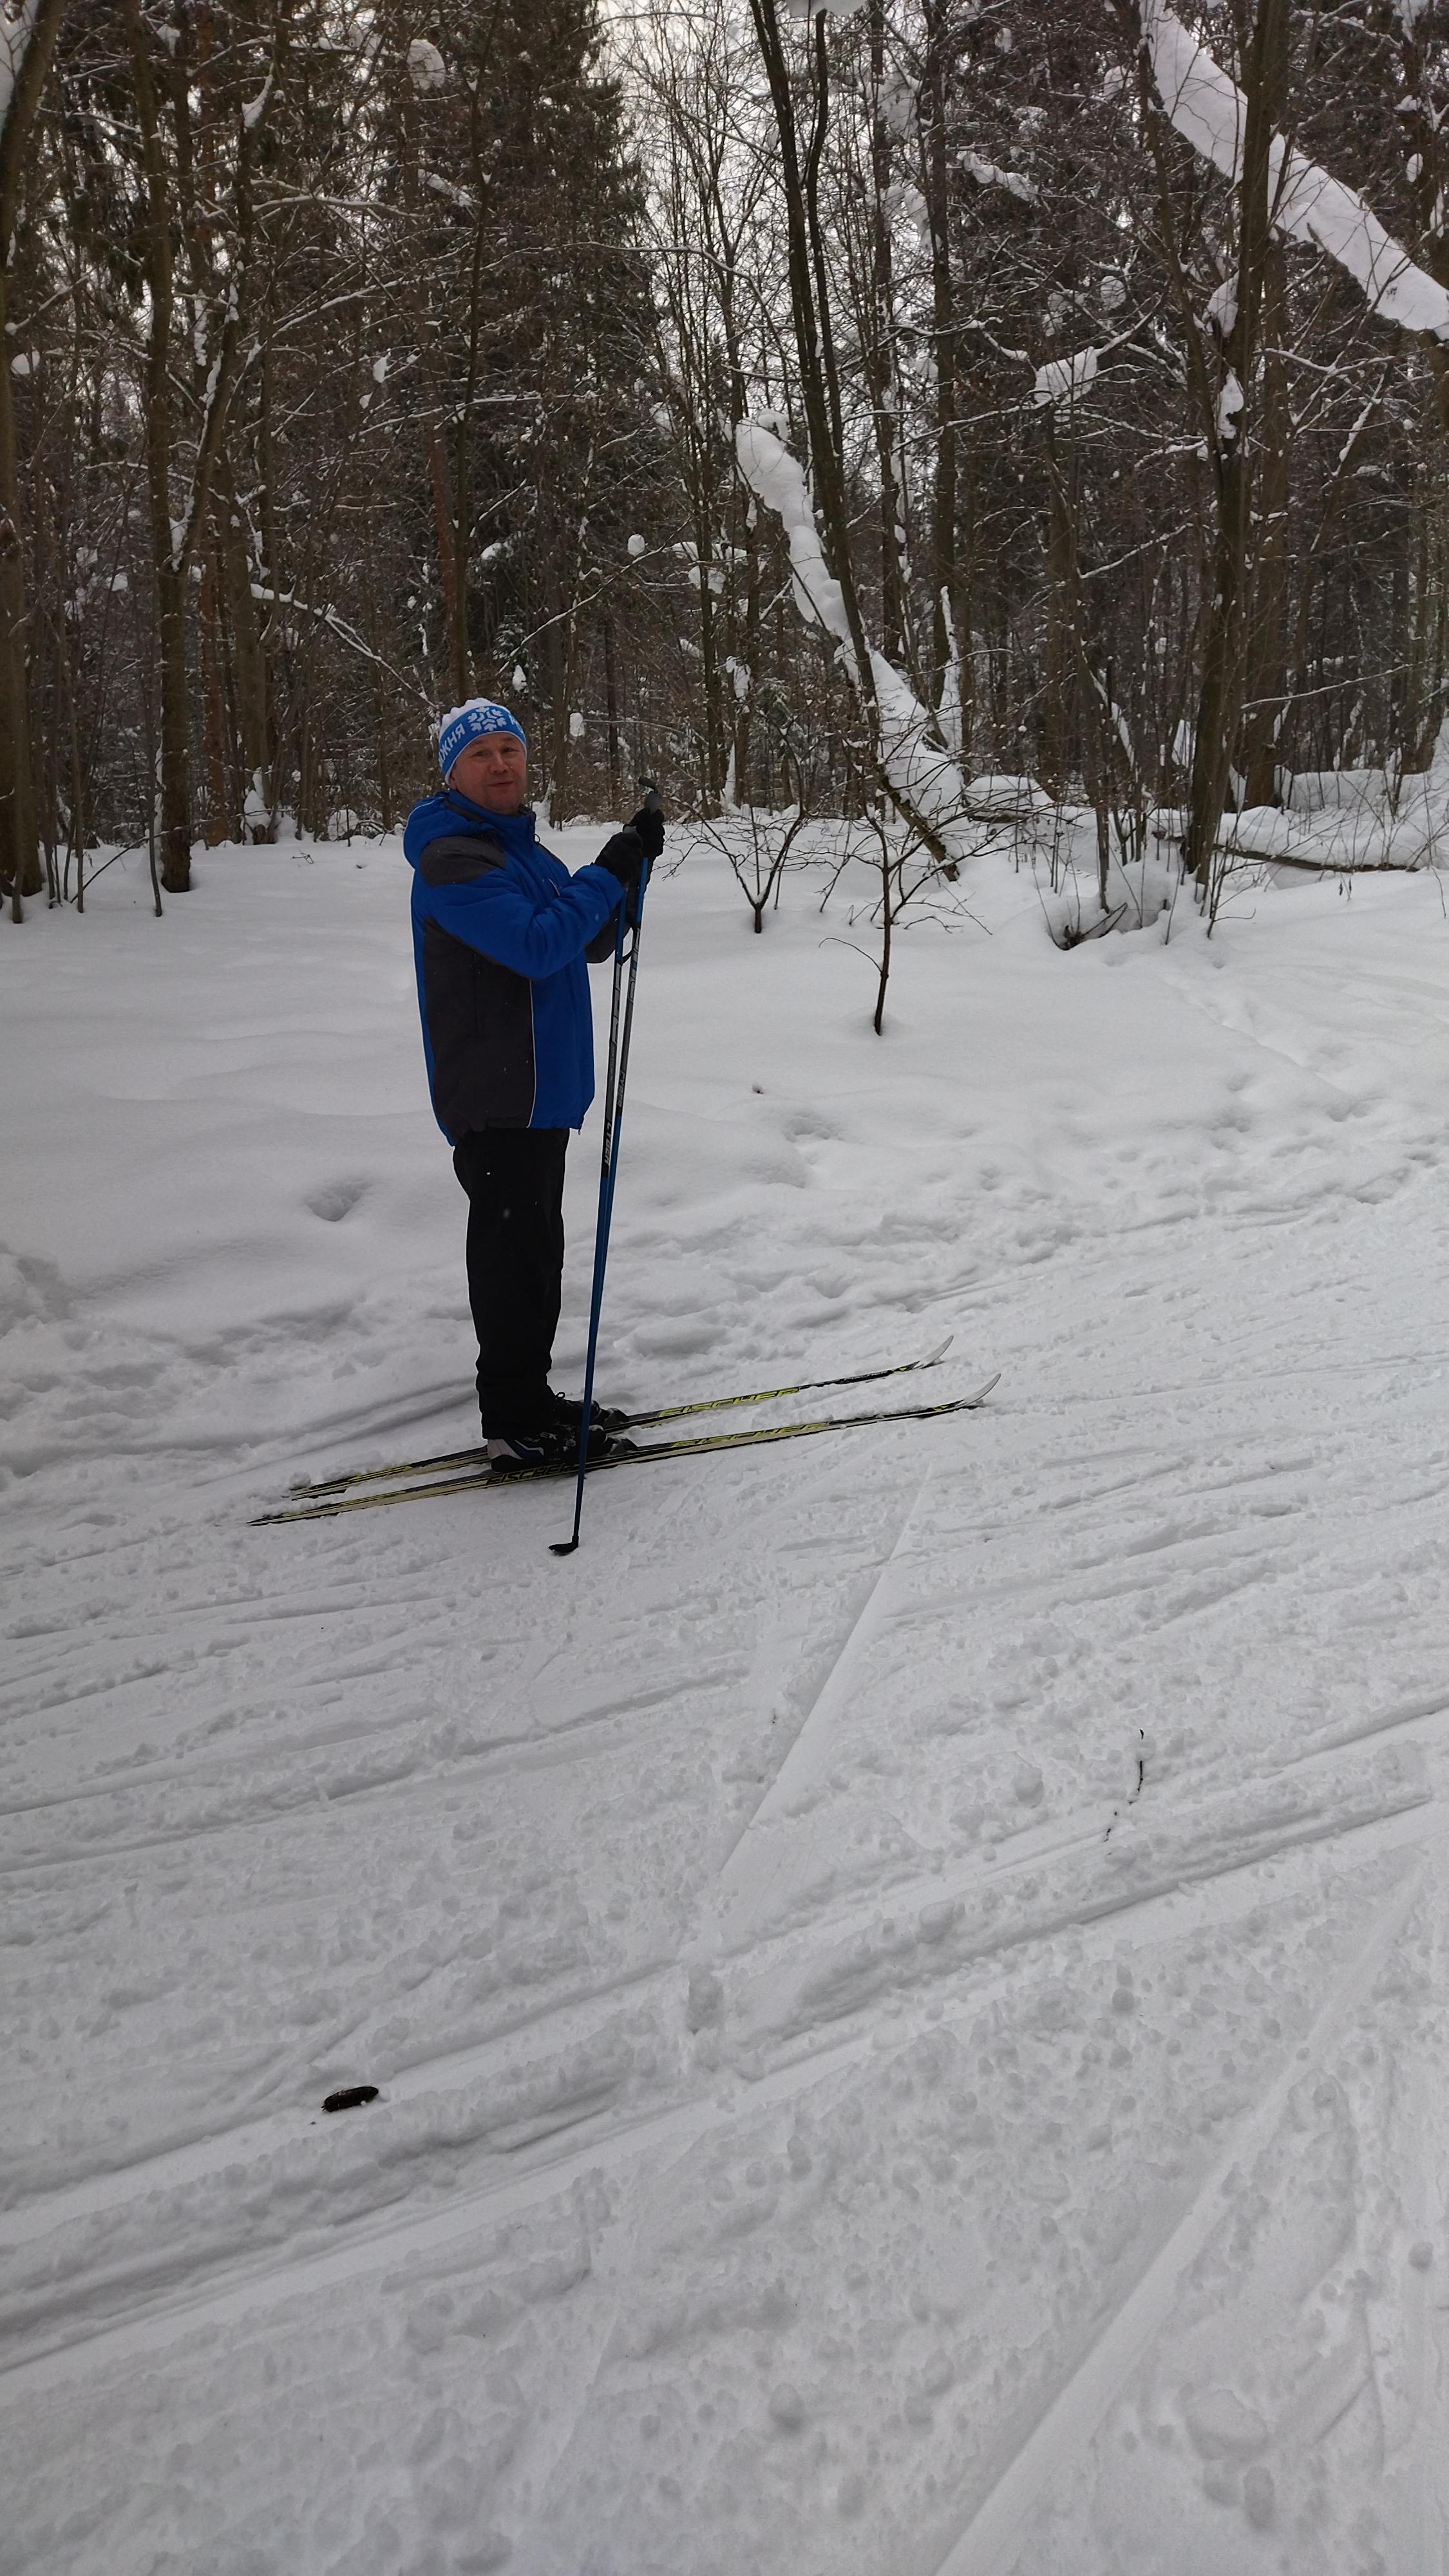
[
  {"xmin": 241, "ymin": 70, "xmax": 273, "ymax": 133},
  {"xmin": 1143, "ymin": 0, "xmax": 1449, "ymax": 340},
  {"xmin": 423, "ymin": 170, "xmax": 476, "ymax": 214},
  {"xmin": 249, "ymin": 582, "xmax": 427, "ymax": 698},
  {"xmin": 407, "ymin": 39, "xmax": 446, "ymax": 94},
  {"xmin": 1034, "ymin": 346, "xmax": 1099, "ymax": 409},
  {"xmin": 961, "ymin": 151, "xmax": 1037, "ymax": 206},
  {"xmin": 735, "ymin": 415, "xmax": 857, "ymax": 667},
  {"xmin": 735, "ymin": 416, "xmax": 972, "ymax": 851}
]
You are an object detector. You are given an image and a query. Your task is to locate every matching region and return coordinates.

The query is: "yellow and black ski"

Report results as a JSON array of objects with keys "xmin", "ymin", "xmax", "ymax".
[
  {"xmin": 255, "ymin": 1374, "xmax": 999, "ymax": 1526},
  {"xmin": 286, "ymin": 1336, "xmax": 956, "ymax": 1501}
]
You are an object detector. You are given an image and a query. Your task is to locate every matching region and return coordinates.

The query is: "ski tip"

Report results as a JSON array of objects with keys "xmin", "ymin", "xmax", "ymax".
[
  {"xmin": 920, "ymin": 1334, "xmax": 953, "ymax": 1367},
  {"xmin": 549, "ymin": 1535, "xmax": 581, "ymax": 1558}
]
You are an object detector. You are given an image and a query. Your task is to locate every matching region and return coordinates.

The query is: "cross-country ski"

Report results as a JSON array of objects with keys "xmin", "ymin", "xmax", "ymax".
[
  {"xmin": 257, "ymin": 1376, "xmax": 999, "ymax": 1524},
  {"xmin": 286, "ymin": 1336, "xmax": 955, "ymax": 1499}
]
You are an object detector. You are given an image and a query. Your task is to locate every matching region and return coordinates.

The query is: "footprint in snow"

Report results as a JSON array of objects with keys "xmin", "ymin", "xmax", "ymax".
[{"xmin": 306, "ymin": 1179, "xmax": 368, "ymax": 1223}]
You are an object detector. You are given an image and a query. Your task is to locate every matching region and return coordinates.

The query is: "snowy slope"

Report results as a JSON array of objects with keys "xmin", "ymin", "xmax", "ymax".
[{"xmin": 3, "ymin": 832, "xmax": 1449, "ymax": 2575}]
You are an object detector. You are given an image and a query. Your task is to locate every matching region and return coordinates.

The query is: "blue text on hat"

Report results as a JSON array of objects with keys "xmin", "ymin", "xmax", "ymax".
[{"xmin": 437, "ymin": 697, "xmax": 528, "ymax": 777}]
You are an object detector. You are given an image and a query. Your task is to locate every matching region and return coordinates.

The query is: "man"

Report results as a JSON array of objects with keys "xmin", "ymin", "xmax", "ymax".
[{"xmin": 403, "ymin": 697, "xmax": 664, "ymax": 1468}]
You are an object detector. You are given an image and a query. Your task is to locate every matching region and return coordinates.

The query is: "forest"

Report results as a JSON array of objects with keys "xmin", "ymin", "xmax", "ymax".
[{"xmin": 3, "ymin": 0, "xmax": 1449, "ymax": 925}]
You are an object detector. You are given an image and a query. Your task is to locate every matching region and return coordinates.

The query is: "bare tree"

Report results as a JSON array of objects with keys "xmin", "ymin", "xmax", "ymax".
[
  {"xmin": 7, "ymin": 0, "xmax": 1449, "ymax": 922},
  {"xmin": 120, "ymin": 0, "xmax": 282, "ymax": 894}
]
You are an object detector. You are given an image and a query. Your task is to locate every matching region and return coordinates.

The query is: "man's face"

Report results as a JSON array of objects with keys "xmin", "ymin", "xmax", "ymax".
[{"xmin": 449, "ymin": 730, "xmax": 527, "ymax": 814}]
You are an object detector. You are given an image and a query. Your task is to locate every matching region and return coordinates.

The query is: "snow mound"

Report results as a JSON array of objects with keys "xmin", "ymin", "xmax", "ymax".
[{"xmin": 963, "ymin": 773, "xmax": 1054, "ymax": 818}]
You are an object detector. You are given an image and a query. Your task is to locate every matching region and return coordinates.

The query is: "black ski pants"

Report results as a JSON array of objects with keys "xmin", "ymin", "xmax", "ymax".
[{"xmin": 452, "ymin": 1126, "xmax": 568, "ymax": 1432}]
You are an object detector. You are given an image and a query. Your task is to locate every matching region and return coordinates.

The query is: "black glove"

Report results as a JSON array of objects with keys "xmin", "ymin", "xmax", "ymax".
[
  {"xmin": 629, "ymin": 798, "xmax": 666, "ymax": 860},
  {"xmin": 593, "ymin": 826, "xmax": 648, "ymax": 923}
]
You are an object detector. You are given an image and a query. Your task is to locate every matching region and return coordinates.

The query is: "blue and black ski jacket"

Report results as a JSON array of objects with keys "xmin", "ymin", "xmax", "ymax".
[{"xmin": 403, "ymin": 791, "xmax": 622, "ymax": 1141}]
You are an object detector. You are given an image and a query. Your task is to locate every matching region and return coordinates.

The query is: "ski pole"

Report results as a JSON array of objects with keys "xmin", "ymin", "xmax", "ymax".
[
  {"xmin": 550, "ymin": 902, "xmax": 641, "ymax": 1558},
  {"xmin": 551, "ymin": 797, "xmax": 654, "ymax": 1557}
]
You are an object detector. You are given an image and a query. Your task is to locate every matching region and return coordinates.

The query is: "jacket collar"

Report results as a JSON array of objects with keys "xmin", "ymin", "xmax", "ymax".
[{"xmin": 442, "ymin": 790, "xmax": 537, "ymax": 851}]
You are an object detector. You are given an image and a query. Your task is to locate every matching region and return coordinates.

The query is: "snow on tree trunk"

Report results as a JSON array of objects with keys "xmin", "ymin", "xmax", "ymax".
[
  {"xmin": 735, "ymin": 416, "xmax": 971, "ymax": 857},
  {"xmin": 1143, "ymin": 0, "xmax": 1449, "ymax": 341}
]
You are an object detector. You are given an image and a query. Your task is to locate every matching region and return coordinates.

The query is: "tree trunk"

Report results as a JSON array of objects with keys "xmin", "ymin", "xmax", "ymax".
[
  {"xmin": 0, "ymin": 289, "xmax": 38, "ymax": 911},
  {"xmin": 216, "ymin": 455, "xmax": 270, "ymax": 834},
  {"xmin": 748, "ymin": 0, "xmax": 951, "ymax": 868},
  {"xmin": 715, "ymin": 218, "xmax": 755, "ymax": 806},
  {"xmin": 603, "ymin": 611, "xmax": 621, "ymax": 811},
  {"xmin": 200, "ymin": 545, "xmax": 229, "ymax": 842},
  {"xmin": 1182, "ymin": 0, "xmax": 1289, "ymax": 911},
  {"xmin": 696, "ymin": 522, "xmax": 724, "ymax": 813},
  {"xmin": 867, "ymin": 0, "xmax": 909, "ymax": 674},
  {"xmin": 920, "ymin": 0, "xmax": 959, "ymax": 723},
  {"xmin": 748, "ymin": 0, "xmax": 871, "ymax": 694},
  {"xmin": 155, "ymin": 557, "xmax": 193, "ymax": 889},
  {"xmin": 124, "ymin": 0, "xmax": 193, "ymax": 891},
  {"xmin": 0, "ymin": 0, "xmax": 68, "ymax": 914},
  {"xmin": 1240, "ymin": 245, "xmax": 1289, "ymax": 808},
  {"xmin": 545, "ymin": 581, "xmax": 570, "ymax": 819},
  {"xmin": 1039, "ymin": 407, "xmax": 1078, "ymax": 799},
  {"xmin": 427, "ymin": 426, "xmax": 466, "ymax": 705}
]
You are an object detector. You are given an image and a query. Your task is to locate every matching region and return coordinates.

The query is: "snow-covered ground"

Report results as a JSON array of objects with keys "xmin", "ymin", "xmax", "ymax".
[{"xmin": 3, "ymin": 826, "xmax": 1449, "ymax": 2575}]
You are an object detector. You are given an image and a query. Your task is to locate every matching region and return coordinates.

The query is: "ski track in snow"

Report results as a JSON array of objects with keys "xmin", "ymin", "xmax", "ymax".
[
  {"xmin": 932, "ymin": 1864, "xmax": 1430, "ymax": 2576},
  {"xmin": 1, "ymin": 1744, "xmax": 1430, "ymax": 2387},
  {"xmin": 4, "ymin": 837, "xmax": 1449, "ymax": 2571}
]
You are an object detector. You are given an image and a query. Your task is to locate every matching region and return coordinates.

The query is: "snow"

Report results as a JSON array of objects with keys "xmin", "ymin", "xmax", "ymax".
[
  {"xmin": 1203, "ymin": 276, "xmax": 1238, "ymax": 337},
  {"xmin": 4, "ymin": 826, "xmax": 1449, "ymax": 2569},
  {"xmin": 960, "ymin": 151, "xmax": 1037, "ymax": 205},
  {"xmin": 1216, "ymin": 365, "xmax": 1245, "ymax": 442},
  {"xmin": 241, "ymin": 70, "xmax": 272, "ymax": 133},
  {"xmin": 963, "ymin": 771, "xmax": 1053, "ymax": 817},
  {"xmin": 735, "ymin": 417, "xmax": 857, "ymax": 670},
  {"xmin": 406, "ymin": 37, "xmax": 446, "ymax": 95},
  {"xmin": 1032, "ymin": 345, "xmax": 1099, "ymax": 410},
  {"xmin": 737, "ymin": 418, "xmax": 975, "ymax": 857},
  {"xmin": 1193, "ymin": 725, "xmax": 1449, "ymax": 871},
  {"xmin": 424, "ymin": 171, "xmax": 475, "ymax": 214},
  {"xmin": 1145, "ymin": 0, "xmax": 1449, "ymax": 341}
]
